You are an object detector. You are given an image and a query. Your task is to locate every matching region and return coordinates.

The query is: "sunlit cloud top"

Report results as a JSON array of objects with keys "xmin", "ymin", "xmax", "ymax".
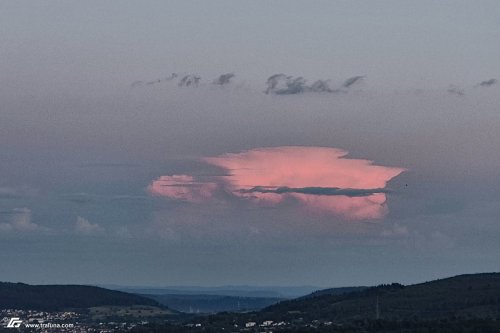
[{"xmin": 149, "ymin": 146, "xmax": 405, "ymax": 220}]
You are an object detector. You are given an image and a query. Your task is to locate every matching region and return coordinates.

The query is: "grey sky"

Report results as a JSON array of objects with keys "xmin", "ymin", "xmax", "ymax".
[{"xmin": 1, "ymin": 1, "xmax": 500, "ymax": 287}]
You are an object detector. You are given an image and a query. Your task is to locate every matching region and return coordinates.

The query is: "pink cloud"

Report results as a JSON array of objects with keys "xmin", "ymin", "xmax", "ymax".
[
  {"xmin": 148, "ymin": 146, "xmax": 405, "ymax": 220},
  {"xmin": 148, "ymin": 174, "xmax": 217, "ymax": 203}
]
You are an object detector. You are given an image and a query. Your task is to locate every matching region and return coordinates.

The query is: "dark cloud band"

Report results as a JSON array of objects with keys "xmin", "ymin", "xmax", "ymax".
[{"xmin": 239, "ymin": 186, "xmax": 390, "ymax": 197}]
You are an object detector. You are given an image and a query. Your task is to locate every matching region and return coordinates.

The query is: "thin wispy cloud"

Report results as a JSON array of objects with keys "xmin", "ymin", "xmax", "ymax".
[
  {"xmin": 342, "ymin": 75, "xmax": 365, "ymax": 88},
  {"xmin": 148, "ymin": 175, "xmax": 217, "ymax": 203},
  {"xmin": 447, "ymin": 85, "xmax": 465, "ymax": 96},
  {"xmin": 212, "ymin": 73, "xmax": 235, "ymax": 86},
  {"xmin": 0, "ymin": 186, "xmax": 38, "ymax": 199},
  {"xmin": 264, "ymin": 74, "xmax": 308, "ymax": 95},
  {"xmin": 133, "ymin": 72, "xmax": 236, "ymax": 88},
  {"xmin": 264, "ymin": 74, "xmax": 361, "ymax": 95},
  {"xmin": 309, "ymin": 80, "xmax": 334, "ymax": 93},
  {"xmin": 477, "ymin": 78, "xmax": 498, "ymax": 87},
  {"xmin": 131, "ymin": 72, "xmax": 365, "ymax": 95},
  {"xmin": 178, "ymin": 74, "xmax": 201, "ymax": 87}
]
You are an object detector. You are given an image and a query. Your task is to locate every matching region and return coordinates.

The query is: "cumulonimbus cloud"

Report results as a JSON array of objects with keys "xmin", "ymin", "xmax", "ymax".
[{"xmin": 149, "ymin": 147, "xmax": 405, "ymax": 220}]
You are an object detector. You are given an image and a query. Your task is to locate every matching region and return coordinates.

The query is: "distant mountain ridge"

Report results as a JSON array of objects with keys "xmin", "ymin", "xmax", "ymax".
[
  {"xmin": 134, "ymin": 287, "xmax": 366, "ymax": 313},
  {"xmin": 104, "ymin": 285, "xmax": 320, "ymax": 298},
  {"xmin": 0, "ymin": 282, "xmax": 162, "ymax": 311},
  {"xmin": 142, "ymin": 293, "xmax": 283, "ymax": 313},
  {"xmin": 121, "ymin": 288, "xmax": 283, "ymax": 298}
]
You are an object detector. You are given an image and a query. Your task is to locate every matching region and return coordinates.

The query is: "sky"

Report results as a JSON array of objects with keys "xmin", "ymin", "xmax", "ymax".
[{"xmin": 1, "ymin": 1, "xmax": 500, "ymax": 288}]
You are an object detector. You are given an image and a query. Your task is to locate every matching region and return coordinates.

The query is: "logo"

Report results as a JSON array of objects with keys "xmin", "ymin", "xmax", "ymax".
[{"xmin": 6, "ymin": 318, "xmax": 23, "ymax": 328}]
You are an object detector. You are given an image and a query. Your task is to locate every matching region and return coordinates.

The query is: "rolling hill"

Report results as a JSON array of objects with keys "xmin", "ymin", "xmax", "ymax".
[
  {"xmin": 301, "ymin": 286, "xmax": 367, "ymax": 299},
  {"xmin": 129, "ymin": 273, "xmax": 500, "ymax": 333},
  {"xmin": 0, "ymin": 282, "xmax": 163, "ymax": 311},
  {"xmin": 249, "ymin": 273, "xmax": 500, "ymax": 322}
]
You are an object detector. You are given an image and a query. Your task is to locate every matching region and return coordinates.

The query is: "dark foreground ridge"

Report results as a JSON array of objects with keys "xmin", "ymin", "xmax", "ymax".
[
  {"xmin": 250, "ymin": 272, "xmax": 500, "ymax": 322},
  {"xmin": 2, "ymin": 273, "xmax": 500, "ymax": 332},
  {"xmin": 0, "ymin": 282, "xmax": 161, "ymax": 311},
  {"xmin": 129, "ymin": 272, "xmax": 500, "ymax": 332}
]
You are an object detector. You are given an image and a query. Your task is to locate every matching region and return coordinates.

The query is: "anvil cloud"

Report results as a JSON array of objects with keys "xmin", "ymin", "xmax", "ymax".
[{"xmin": 149, "ymin": 147, "xmax": 405, "ymax": 220}]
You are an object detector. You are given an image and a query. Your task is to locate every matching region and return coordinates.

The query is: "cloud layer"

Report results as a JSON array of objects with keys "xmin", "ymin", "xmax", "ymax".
[
  {"xmin": 149, "ymin": 147, "xmax": 405, "ymax": 220},
  {"xmin": 131, "ymin": 72, "xmax": 366, "ymax": 95}
]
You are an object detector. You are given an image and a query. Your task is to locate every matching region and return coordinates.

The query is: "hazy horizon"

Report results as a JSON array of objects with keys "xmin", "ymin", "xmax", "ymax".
[{"xmin": 1, "ymin": 1, "xmax": 499, "ymax": 288}]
